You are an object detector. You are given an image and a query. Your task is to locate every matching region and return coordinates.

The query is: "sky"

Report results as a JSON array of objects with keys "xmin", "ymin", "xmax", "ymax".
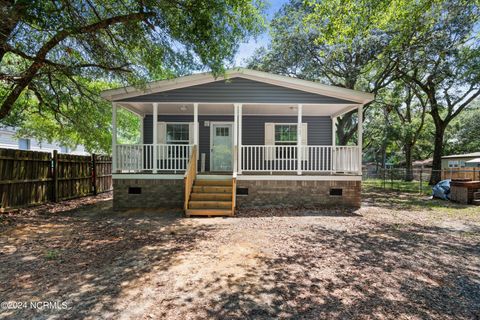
[{"xmin": 233, "ymin": 0, "xmax": 289, "ymax": 66}]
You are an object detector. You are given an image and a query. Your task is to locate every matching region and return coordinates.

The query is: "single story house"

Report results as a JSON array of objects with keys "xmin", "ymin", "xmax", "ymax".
[
  {"xmin": 442, "ymin": 152, "xmax": 480, "ymax": 169},
  {"xmin": 465, "ymin": 158, "xmax": 480, "ymax": 168},
  {"xmin": 413, "ymin": 158, "xmax": 433, "ymax": 169},
  {"xmin": 101, "ymin": 68, "xmax": 374, "ymax": 216},
  {"xmin": 0, "ymin": 126, "xmax": 88, "ymax": 155}
]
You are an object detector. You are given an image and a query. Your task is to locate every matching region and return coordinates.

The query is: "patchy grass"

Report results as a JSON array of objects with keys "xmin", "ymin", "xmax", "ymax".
[
  {"xmin": 44, "ymin": 249, "xmax": 61, "ymax": 261},
  {"xmin": 363, "ymin": 178, "xmax": 432, "ymax": 195},
  {"xmin": 363, "ymin": 189, "xmax": 479, "ymax": 219},
  {"xmin": 0, "ymin": 191, "xmax": 479, "ymax": 319}
]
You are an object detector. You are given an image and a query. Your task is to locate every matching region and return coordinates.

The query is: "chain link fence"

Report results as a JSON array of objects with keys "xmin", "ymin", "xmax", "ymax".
[{"xmin": 362, "ymin": 168, "xmax": 480, "ymax": 195}]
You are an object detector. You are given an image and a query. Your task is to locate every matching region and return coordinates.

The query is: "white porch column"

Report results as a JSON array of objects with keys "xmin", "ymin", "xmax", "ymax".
[
  {"xmin": 238, "ymin": 103, "xmax": 243, "ymax": 174},
  {"xmin": 152, "ymin": 103, "xmax": 158, "ymax": 173},
  {"xmin": 332, "ymin": 116, "xmax": 336, "ymax": 172},
  {"xmin": 193, "ymin": 103, "xmax": 199, "ymax": 166},
  {"xmin": 297, "ymin": 104, "xmax": 302, "ymax": 175},
  {"xmin": 139, "ymin": 114, "xmax": 144, "ymax": 144},
  {"xmin": 357, "ymin": 105, "xmax": 363, "ymax": 174},
  {"xmin": 332, "ymin": 117, "xmax": 336, "ymax": 147},
  {"xmin": 193, "ymin": 103, "xmax": 199, "ymax": 147},
  {"xmin": 233, "ymin": 104, "xmax": 238, "ymax": 174},
  {"xmin": 112, "ymin": 102, "xmax": 118, "ymax": 173}
]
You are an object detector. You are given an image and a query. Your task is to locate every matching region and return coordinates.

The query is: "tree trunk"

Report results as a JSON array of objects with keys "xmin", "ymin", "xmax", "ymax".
[
  {"xmin": 336, "ymin": 111, "xmax": 356, "ymax": 145},
  {"xmin": 429, "ymin": 124, "xmax": 446, "ymax": 185},
  {"xmin": 0, "ymin": 1, "xmax": 28, "ymax": 63},
  {"xmin": 404, "ymin": 141, "xmax": 414, "ymax": 181}
]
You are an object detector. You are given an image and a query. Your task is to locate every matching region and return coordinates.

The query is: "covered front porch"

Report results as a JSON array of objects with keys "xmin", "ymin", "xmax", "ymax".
[
  {"xmin": 111, "ymin": 102, "xmax": 363, "ymax": 177},
  {"xmin": 102, "ymin": 69, "xmax": 372, "ymax": 215}
]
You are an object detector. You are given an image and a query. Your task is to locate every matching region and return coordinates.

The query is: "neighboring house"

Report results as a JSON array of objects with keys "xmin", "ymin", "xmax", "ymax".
[
  {"xmin": 363, "ymin": 162, "xmax": 379, "ymax": 174},
  {"xmin": 413, "ymin": 158, "xmax": 433, "ymax": 169},
  {"xmin": 442, "ymin": 152, "xmax": 480, "ymax": 169},
  {"xmin": 465, "ymin": 158, "xmax": 480, "ymax": 167},
  {"xmin": 101, "ymin": 68, "xmax": 374, "ymax": 216},
  {"xmin": 0, "ymin": 126, "xmax": 88, "ymax": 155}
]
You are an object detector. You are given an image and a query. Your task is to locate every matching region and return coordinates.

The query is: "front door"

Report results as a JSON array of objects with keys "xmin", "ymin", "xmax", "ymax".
[{"xmin": 211, "ymin": 122, "xmax": 233, "ymax": 171}]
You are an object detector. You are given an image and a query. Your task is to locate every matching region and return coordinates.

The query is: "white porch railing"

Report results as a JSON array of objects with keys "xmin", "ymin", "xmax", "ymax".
[
  {"xmin": 115, "ymin": 144, "xmax": 193, "ymax": 172},
  {"xmin": 115, "ymin": 144, "xmax": 359, "ymax": 174},
  {"xmin": 332, "ymin": 146, "xmax": 361, "ymax": 173},
  {"xmin": 240, "ymin": 145, "xmax": 360, "ymax": 173}
]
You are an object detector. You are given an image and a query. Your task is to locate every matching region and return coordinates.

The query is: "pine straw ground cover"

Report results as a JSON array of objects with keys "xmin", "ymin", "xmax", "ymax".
[{"xmin": 0, "ymin": 191, "xmax": 479, "ymax": 319}]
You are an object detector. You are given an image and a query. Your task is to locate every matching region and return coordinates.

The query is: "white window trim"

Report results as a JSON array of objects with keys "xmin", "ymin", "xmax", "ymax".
[
  {"xmin": 265, "ymin": 122, "xmax": 308, "ymax": 161},
  {"xmin": 165, "ymin": 122, "xmax": 191, "ymax": 145},
  {"xmin": 209, "ymin": 121, "xmax": 234, "ymax": 172},
  {"xmin": 448, "ymin": 160, "xmax": 459, "ymax": 168},
  {"xmin": 274, "ymin": 123, "xmax": 298, "ymax": 145}
]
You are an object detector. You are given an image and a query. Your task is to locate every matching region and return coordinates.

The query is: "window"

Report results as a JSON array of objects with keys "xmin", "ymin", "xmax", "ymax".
[
  {"xmin": 166, "ymin": 124, "xmax": 189, "ymax": 144},
  {"xmin": 216, "ymin": 127, "xmax": 229, "ymax": 137},
  {"xmin": 448, "ymin": 160, "xmax": 459, "ymax": 168},
  {"xmin": 275, "ymin": 124, "xmax": 297, "ymax": 145},
  {"xmin": 18, "ymin": 138, "xmax": 30, "ymax": 150}
]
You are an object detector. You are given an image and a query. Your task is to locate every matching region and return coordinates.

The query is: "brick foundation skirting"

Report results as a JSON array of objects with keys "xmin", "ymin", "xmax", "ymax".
[
  {"xmin": 236, "ymin": 180, "xmax": 361, "ymax": 208},
  {"xmin": 113, "ymin": 178, "xmax": 361, "ymax": 210},
  {"xmin": 113, "ymin": 178, "xmax": 183, "ymax": 209}
]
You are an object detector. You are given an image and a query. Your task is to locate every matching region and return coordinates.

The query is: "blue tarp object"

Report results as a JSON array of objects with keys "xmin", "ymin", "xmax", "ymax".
[{"xmin": 432, "ymin": 179, "xmax": 451, "ymax": 200}]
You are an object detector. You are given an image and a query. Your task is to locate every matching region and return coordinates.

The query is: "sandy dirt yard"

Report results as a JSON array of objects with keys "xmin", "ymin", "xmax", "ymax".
[{"xmin": 1, "ymin": 191, "xmax": 479, "ymax": 319}]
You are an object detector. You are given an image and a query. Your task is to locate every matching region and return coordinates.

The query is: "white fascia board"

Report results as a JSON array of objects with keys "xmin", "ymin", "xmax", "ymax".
[
  {"xmin": 100, "ymin": 72, "xmax": 219, "ymax": 101},
  {"xmin": 330, "ymin": 105, "xmax": 361, "ymax": 118},
  {"xmin": 234, "ymin": 69, "xmax": 374, "ymax": 104},
  {"xmin": 237, "ymin": 175, "xmax": 362, "ymax": 181},
  {"xmin": 101, "ymin": 68, "xmax": 374, "ymax": 104},
  {"xmin": 113, "ymin": 174, "xmax": 184, "ymax": 180}
]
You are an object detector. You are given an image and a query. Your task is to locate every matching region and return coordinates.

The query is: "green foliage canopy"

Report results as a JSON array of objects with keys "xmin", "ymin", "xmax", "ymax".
[{"xmin": 0, "ymin": 0, "xmax": 265, "ymax": 152}]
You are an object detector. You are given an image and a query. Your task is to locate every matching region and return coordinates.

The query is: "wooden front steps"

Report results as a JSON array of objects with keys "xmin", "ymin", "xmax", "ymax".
[
  {"xmin": 185, "ymin": 209, "xmax": 233, "ymax": 216},
  {"xmin": 186, "ymin": 179, "xmax": 234, "ymax": 217},
  {"xmin": 190, "ymin": 193, "xmax": 232, "ymax": 201},
  {"xmin": 192, "ymin": 186, "xmax": 232, "ymax": 193}
]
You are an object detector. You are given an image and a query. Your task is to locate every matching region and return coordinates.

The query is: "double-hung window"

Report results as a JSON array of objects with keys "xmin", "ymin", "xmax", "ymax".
[
  {"xmin": 166, "ymin": 124, "xmax": 189, "ymax": 145},
  {"xmin": 165, "ymin": 123, "xmax": 190, "ymax": 159},
  {"xmin": 274, "ymin": 124, "xmax": 297, "ymax": 159},
  {"xmin": 274, "ymin": 124, "xmax": 297, "ymax": 145}
]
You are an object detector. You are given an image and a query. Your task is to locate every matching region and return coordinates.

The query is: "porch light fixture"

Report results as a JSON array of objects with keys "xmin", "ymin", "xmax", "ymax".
[{"xmin": 179, "ymin": 105, "xmax": 187, "ymax": 111}]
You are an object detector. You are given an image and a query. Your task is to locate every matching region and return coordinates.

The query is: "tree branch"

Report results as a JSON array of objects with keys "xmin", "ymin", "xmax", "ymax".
[{"xmin": 0, "ymin": 11, "xmax": 155, "ymax": 120}]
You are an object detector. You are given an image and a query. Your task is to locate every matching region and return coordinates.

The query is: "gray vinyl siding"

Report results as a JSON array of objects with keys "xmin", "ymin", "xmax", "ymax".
[
  {"xmin": 144, "ymin": 115, "xmax": 331, "ymax": 171},
  {"xmin": 240, "ymin": 116, "xmax": 331, "ymax": 145},
  {"xmin": 120, "ymin": 77, "xmax": 356, "ymax": 104}
]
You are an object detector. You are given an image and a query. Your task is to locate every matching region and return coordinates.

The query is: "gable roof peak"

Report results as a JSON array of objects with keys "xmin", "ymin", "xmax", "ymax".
[{"xmin": 101, "ymin": 68, "xmax": 374, "ymax": 104}]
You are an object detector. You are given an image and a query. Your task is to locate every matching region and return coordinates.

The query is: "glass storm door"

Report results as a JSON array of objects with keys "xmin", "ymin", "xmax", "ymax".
[{"xmin": 211, "ymin": 123, "xmax": 233, "ymax": 171}]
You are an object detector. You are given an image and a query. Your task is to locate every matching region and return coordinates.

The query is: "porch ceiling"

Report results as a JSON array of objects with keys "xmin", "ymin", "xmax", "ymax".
[{"xmin": 118, "ymin": 102, "xmax": 359, "ymax": 117}]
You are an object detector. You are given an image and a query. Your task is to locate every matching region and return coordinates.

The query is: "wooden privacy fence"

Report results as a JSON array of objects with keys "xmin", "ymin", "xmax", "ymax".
[
  {"xmin": 441, "ymin": 168, "xmax": 480, "ymax": 181},
  {"xmin": 0, "ymin": 148, "xmax": 112, "ymax": 211}
]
